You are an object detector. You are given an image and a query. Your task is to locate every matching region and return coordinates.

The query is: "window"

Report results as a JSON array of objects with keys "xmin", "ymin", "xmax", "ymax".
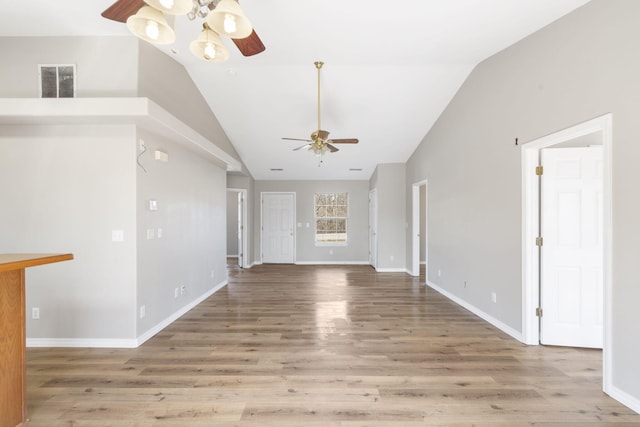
[{"xmin": 315, "ymin": 193, "xmax": 348, "ymax": 244}]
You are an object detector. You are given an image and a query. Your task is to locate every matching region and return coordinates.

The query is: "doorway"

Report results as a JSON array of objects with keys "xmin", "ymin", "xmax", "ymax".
[
  {"xmin": 522, "ymin": 114, "xmax": 612, "ymax": 391},
  {"xmin": 227, "ymin": 188, "xmax": 248, "ymax": 268},
  {"xmin": 261, "ymin": 192, "xmax": 295, "ymax": 264},
  {"xmin": 411, "ymin": 180, "xmax": 428, "ymax": 278}
]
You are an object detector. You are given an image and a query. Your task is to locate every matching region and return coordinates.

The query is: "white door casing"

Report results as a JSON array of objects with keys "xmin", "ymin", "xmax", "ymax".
[
  {"xmin": 540, "ymin": 146, "xmax": 603, "ymax": 348},
  {"xmin": 521, "ymin": 113, "xmax": 612, "ymax": 393},
  {"xmin": 261, "ymin": 192, "xmax": 295, "ymax": 263}
]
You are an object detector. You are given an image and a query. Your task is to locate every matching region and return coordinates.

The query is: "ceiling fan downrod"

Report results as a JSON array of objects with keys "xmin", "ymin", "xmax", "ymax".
[{"xmin": 315, "ymin": 61, "xmax": 324, "ymax": 137}]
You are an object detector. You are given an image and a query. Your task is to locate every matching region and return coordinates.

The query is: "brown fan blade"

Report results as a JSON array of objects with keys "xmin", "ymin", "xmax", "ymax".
[
  {"xmin": 329, "ymin": 138, "xmax": 359, "ymax": 144},
  {"xmin": 232, "ymin": 30, "xmax": 266, "ymax": 56},
  {"xmin": 206, "ymin": 3, "xmax": 265, "ymax": 56},
  {"xmin": 326, "ymin": 143, "xmax": 339, "ymax": 153},
  {"xmin": 283, "ymin": 137, "xmax": 312, "ymax": 142},
  {"xmin": 101, "ymin": 0, "xmax": 144, "ymax": 23}
]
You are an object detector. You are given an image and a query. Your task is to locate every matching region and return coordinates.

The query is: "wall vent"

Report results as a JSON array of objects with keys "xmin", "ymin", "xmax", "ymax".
[{"xmin": 39, "ymin": 64, "xmax": 76, "ymax": 98}]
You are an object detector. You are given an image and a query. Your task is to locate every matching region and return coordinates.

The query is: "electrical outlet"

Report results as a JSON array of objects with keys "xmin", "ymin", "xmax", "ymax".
[
  {"xmin": 32, "ymin": 307, "xmax": 40, "ymax": 319},
  {"xmin": 492, "ymin": 292, "xmax": 497, "ymax": 303},
  {"xmin": 180, "ymin": 285, "xmax": 186, "ymax": 296},
  {"xmin": 139, "ymin": 305, "xmax": 146, "ymax": 318},
  {"xmin": 174, "ymin": 287, "xmax": 179, "ymax": 298},
  {"xmin": 210, "ymin": 270, "xmax": 215, "ymax": 279},
  {"xmin": 139, "ymin": 139, "xmax": 146, "ymax": 152},
  {"xmin": 438, "ymin": 269, "xmax": 442, "ymax": 277}
]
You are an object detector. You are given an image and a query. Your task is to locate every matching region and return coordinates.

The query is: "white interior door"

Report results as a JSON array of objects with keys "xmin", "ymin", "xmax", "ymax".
[
  {"xmin": 540, "ymin": 146, "xmax": 603, "ymax": 348},
  {"xmin": 262, "ymin": 193, "xmax": 295, "ymax": 263},
  {"xmin": 369, "ymin": 189, "xmax": 378, "ymax": 268}
]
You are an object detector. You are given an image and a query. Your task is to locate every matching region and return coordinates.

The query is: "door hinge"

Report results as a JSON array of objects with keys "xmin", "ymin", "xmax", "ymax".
[
  {"xmin": 536, "ymin": 307, "xmax": 543, "ymax": 317},
  {"xmin": 536, "ymin": 236, "xmax": 543, "ymax": 247},
  {"xmin": 535, "ymin": 165, "xmax": 544, "ymax": 176}
]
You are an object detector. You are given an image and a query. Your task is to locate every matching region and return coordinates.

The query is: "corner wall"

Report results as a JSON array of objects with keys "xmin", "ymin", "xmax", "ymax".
[{"xmin": 405, "ymin": 0, "xmax": 640, "ymax": 409}]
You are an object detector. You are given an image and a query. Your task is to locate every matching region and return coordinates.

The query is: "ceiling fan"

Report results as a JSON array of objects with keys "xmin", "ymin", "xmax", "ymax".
[
  {"xmin": 101, "ymin": 0, "xmax": 265, "ymax": 59},
  {"xmin": 283, "ymin": 61, "xmax": 359, "ymax": 158}
]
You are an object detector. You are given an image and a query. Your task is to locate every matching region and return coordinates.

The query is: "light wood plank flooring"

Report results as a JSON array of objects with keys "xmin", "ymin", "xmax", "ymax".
[{"xmin": 24, "ymin": 264, "xmax": 640, "ymax": 426}]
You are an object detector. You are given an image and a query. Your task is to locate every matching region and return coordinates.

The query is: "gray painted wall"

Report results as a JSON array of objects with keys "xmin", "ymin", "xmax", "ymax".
[
  {"xmin": 0, "ymin": 36, "xmax": 233, "ymax": 344},
  {"xmin": 254, "ymin": 180, "xmax": 369, "ymax": 264},
  {"xmin": 136, "ymin": 128, "xmax": 227, "ymax": 338},
  {"xmin": 0, "ymin": 36, "xmax": 138, "ymax": 97},
  {"xmin": 0, "ymin": 124, "xmax": 138, "ymax": 340},
  {"xmin": 137, "ymin": 42, "xmax": 240, "ymax": 162},
  {"xmin": 405, "ymin": 0, "xmax": 640, "ymax": 403},
  {"xmin": 372, "ymin": 164, "xmax": 407, "ymax": 271}
]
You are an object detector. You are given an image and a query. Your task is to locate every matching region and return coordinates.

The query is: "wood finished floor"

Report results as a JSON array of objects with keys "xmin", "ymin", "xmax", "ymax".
[{"xmin": 23, "ymin": 263, "xmax": 640, "ymax": 426}]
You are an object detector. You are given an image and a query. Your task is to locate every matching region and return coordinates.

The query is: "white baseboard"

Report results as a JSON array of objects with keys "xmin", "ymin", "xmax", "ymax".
[
  {"xmin": 608, "ymin": 385, "xmax": 640, "ymax": 415},
  {"xmin": 376, "ymin": 267, "xmax": 409, "ymax": 273},
  {"xmin": 295, "ymin": 260, "xmax": 370, "ymax": 266},
  {"xmin": 426, "ymin": 280, "xmax": 523, "ymax": 342},
  {"xmin": 27, "ymin": 338, "xmax": 139, "ymax": 348},
  {"xmin": 136, "ymin": 280, "xmax": 228, "ymax": 346},
  {"xmin": 26, "ymin": 280, "xmax": 228, "ymax": 349}
]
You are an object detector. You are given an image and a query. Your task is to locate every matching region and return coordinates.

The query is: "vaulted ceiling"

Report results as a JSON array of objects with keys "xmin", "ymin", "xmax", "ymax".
[{"xmin": 1, "ymin": 0, "xmax": 591, "ymax": 180}]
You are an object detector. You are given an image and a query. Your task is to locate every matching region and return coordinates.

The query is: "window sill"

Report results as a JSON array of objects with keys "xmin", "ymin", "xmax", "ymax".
[{"xmin": 315, "ymin": 242, "xmax": 348, "ymax": 247}]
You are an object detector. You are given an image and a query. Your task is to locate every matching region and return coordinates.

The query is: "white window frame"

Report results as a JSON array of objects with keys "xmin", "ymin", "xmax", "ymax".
[{"xmin": 314, "ymin": 192, "xmax": 348, "ymax": 246}]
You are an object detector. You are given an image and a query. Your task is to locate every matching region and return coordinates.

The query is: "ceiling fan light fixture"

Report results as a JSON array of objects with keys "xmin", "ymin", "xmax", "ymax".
[
  {"xmin": 126, "ymin": 6, "xmax": 175, "ymax": 44},
  {"xmin": 309, "ymin": 143, "xmax": 329, "ymax": 155},
  {"xmin": 190, "ymin": 25, "xmax": 230, "ymax": 62},
  {"xmin": 207, "ymin": 0, "xmax": 253, "ymax": 39},
  {"xmin": 144, "ymin": 0, "xmax": 192, "ymax": 15}
]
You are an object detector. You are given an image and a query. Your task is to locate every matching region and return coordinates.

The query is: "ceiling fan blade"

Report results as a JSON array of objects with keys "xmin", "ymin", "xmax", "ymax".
[
  {"xmin": 326, "ymin": 143, "xmax": 339, "ymax": 153},
  {"xmin": 283, "ymin": 137, "xmax": 312, "ymax": 142},
  {"xmin": 206, "ymin": 3, "xmax": 265, "ymax": 56},
  {"xmin": 101, "ymin": 0, "xmax": 144, "ymax": 22},
  {"xmin": 294, "ymin": 143, "xmax": 312, "ymax": 151},
  {"xmin": 232, "ymin": 30, "xmax": 266, "ymax": 56},
  {"xmin": 329, "ymin": 138, "xmax": 359, "ymax": 144}
]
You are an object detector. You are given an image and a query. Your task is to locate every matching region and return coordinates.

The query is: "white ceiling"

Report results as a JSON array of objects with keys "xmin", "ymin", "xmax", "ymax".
[{"xmin": 1, "ymin": 0, "xmax": 591, "ymax": 180}]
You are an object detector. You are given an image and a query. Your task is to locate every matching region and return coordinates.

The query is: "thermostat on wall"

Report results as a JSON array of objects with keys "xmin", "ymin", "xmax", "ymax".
[{"xmin": 148, "ymin": 199, "xmax": 158, "ymax": 211}]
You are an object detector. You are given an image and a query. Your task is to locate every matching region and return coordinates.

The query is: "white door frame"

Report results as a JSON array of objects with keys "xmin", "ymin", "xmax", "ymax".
[
  {"xmin": 411, "ymin": 180, "xmax": 428, "ymax": 277},
  {"xmin": 260, "ymin": 192, "xmax": 296, "ymax": 264},
  {"xmin": 227, "ymin": 188, "xmax": 248, "ymax": 268},
  {"xmin": 521, "ymin": 114, "xmax": 612, "ymax": 392}
]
